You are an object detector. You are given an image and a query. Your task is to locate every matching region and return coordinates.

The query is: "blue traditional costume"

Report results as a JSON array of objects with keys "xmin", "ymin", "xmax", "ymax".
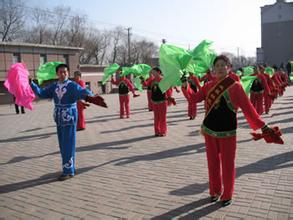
[{"xmin": 31, "ymin": 80, "xmax": 93, "ymax": 176}]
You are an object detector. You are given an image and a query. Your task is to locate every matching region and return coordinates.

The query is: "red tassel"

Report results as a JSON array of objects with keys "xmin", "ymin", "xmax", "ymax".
[{"xmin": 250, "ymin": 126, "xmax": 284, "ymax": 145}]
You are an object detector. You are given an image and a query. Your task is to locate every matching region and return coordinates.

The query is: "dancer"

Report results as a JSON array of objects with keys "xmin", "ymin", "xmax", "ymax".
[
  {"xmin": 31, "ymin": 64, "xmax": 107, "ymax": 181},
  {"xmin": 190, "ymin": 55, "xmax": 282, "ymax": 206}
]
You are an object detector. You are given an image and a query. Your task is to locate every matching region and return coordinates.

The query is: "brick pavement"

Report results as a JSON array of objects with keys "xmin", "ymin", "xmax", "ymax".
[{"xmin": 0, "ymin": 86, "xmax": 292, "ymax": 220}]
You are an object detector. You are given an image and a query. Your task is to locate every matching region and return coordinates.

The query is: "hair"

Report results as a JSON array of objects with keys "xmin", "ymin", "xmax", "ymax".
[
  {"xmin": 152, "ymin": 66, "xmax": 161, "ymax": 73},
  {"xmin": 56, "ymin": 63, "xmax": 69, "ymax": 73},
  {"xmin": 74, "ymin": 71, "xmax": 82, "ymax": 77},
  {"xmin": 213, "ymin": 55, "xmax": 231, "ymax": 66}
]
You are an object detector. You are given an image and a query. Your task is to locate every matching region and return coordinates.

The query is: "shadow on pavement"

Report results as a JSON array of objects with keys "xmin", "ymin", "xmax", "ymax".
[
  {"xmin": 151, "ymin": 197, "xmax": 221, "ymax": 220},
  {"xmin": 170, "ymin": 150, "xmax": 293, "ymax": 196},
  {"xmin": 100, "ymin": 123, "xmax": 153, "ymax": 134},
  {"xmin": 0, "ymin": 135, "xmax": 155, "ymax": 166},
  {"xmin": 113, "ymin": 143, "xmax": 205, "ymax": 166},
  {"xmin": 0, "ymin": 132, "xmax": 56, "ymax": 143},
  {"xmin": 0, "ymin": 162, "xmax": 112, "ymax": 194}
]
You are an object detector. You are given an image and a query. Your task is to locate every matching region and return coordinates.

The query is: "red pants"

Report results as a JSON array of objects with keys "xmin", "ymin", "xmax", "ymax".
[
  {"xmin": 264, "ymin": 92, "xmax": 272, "ymax": 114},
  {"xmin": 77, "ymin": 101, "xmax": 85, "ymax": 130},
  {"xmin": 204, "ymin": 134, "xmax": 236, "ymax": 201},
  {"xmin": 119, "ymin": 95, "xmax": 130, "ymax": 117},
  {"xmin": 250, "ymin": 92, "xmax": 264, "ymax": 115},
  {"xmin": 182, "ymin": 88, "xmax": 196, "ymax": 118},
  {"xmin": 189, "ymin": 97, "xmax": 197, "ymax": 118},
  {"xmin": 147, "ymin": 90, "xmax": 153, "ymax": 111},
  {"xmin": 153, "ymin": 102, "xmax": 167, "ymax": 135}
]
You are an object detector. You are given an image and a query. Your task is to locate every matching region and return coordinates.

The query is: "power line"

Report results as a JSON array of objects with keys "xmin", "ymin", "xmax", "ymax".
[{"xmin": 14, "ymin": 4, "xmax": 196, "ymax": 48}]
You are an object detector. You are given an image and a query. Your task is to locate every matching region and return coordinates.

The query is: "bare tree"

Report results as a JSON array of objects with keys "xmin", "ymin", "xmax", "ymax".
[
  {"xmin": 79, "ymin": 28, "xmax": 110, "ymax": 65},
  {"xmin": 66, "ymin": 15, "xmax": 86, "ymax": 47},
  {"xmin": 108, "ymin": 26, "xmax": 126, "ymax": 64},
  {"xmin": 132, "ymin": 39, "xmax": 158, "ymax": 64},
  {"xmin": 50, "ymin": 6, "xmax": 71, "ymax": 45},
  {"xmin": 0, "ymin": 0, "xmax": 25, "ymax": 41},
  {"xmin": 223, "ymin": 52, "xmax": 256, "ymax": 70},
  {"xmin": 28, "ymin": 7, "xmax": 52, "ymax": 44}
]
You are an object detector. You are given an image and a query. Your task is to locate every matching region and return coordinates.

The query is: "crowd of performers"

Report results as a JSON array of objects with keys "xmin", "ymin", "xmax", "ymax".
[
  {"xmin": 76, "ymin": 57, "xmax": 287, "ymax": 206},
  {"xmin": 5, "ymin": 54, "xmax": 289, "ymax": 207}
]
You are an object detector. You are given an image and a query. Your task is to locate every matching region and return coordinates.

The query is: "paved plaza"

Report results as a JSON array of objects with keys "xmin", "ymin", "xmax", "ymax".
[{"xmin": 0, "ymin": 87, "xmax": 293, "ymax": 220}]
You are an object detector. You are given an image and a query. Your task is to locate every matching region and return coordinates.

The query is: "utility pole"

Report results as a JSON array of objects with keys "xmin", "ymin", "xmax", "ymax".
[{"xmin": 126, "ymin": 27, "xmax": 132, "ymax": 66}]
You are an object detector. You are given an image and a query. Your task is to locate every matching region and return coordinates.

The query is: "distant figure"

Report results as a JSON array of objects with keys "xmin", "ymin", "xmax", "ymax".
[
  {"xmin": 13, "ymin": 95, "xmax": 25, "ymax": 114},
  {"xmin": 74, "ymin": 71, "xmax": 88, "ymax": 131},
  {"xmin": 111, "ymin": 69, "xmax": 139, "ymax": 118}
]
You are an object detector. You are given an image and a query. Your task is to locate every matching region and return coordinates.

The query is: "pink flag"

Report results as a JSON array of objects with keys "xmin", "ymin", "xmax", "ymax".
[{"xmin": 4, "ymin": 63, "xmax": 36, "ymax": 110}]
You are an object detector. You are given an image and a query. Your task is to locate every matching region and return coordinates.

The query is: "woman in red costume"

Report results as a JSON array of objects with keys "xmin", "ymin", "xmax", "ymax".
[
  {"xmin": 142, "ymin": 71, "xmax": 155, "ymax": 111},
  {"xmin": 190, "ymin": 55, "xmax": 281, "ymax": 206},
  {"xmin": 181, "ymin": 72, "xmax": 201, "ymax": 119},
  {"xmin": 249, "ymin": 66, "xmax": 271, "ymax": 115},
  {"xmin": 143, "ymin": 67, "xmax": 175, "ymax": 136},
  {"xmin": 74, "ymin": 71, "xmax": 88, "ymax": 131},
  {"xmin": 111, "ymin": 70, "xmax": 139, "ymax": 118}
]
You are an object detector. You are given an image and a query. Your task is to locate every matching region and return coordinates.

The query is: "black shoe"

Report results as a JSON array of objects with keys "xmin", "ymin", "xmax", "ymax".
[
  {"xmin": 58, "ymin": 174, "xmax": 74, "ymax": 181},
  {"xmin": 210, "ymin": 195, "xmax": 220, "ymax": 203},
  {"xmin": 221, "ymin": 199, "xmax": 232, "ymax": 207}
]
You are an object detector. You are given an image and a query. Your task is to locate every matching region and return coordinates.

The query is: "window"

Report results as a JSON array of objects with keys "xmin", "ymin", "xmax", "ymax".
[
  {"xmin": 12, "ymin": 53, "xmax": 21, "ymax": 63},
  {"xmin": 40, "ymin": 54, "xmax": 47, "ymax": 65},
  {"xmin": 85, "ymin": 82, "xmax": 91, "ymax": 90},
  {"xmin": 63, "ymin": 54, "xmax": 69, "ymax": 65}
]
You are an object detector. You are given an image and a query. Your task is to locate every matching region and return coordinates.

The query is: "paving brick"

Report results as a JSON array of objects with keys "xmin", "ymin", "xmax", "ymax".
[{"xmin": 1, "ymin": 87, "xmax": 293, "ymax": 219}]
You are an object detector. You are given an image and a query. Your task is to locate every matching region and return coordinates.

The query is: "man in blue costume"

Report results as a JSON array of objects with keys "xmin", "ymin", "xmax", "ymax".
[{"xmin": 31, "ymin": 64, "xmax": 107, "ymax": 181}]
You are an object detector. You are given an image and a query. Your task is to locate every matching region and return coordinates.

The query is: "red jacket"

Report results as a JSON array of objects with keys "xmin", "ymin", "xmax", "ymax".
[
  {"xmin": 143, "ymin": 76, "xmax": 173, "ymax": 98},
  {"xmin": 192, "ymin": 76, "xmax": 265, "ymax": 130},
  {"xmin": 111, "ymin": 77, "xmax": 135, "ymax": 94}
]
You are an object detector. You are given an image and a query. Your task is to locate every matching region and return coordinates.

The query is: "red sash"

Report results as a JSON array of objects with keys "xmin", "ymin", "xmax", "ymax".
[{"xmin": 205, "ymin": 76, "xmax": 236, "ymax": 117}]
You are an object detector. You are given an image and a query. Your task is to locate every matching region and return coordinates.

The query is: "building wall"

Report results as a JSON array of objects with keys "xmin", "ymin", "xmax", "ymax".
[
  {"xmin": 78, "ymin": 65, "xmax": 113, "ymax": 94},
  {"xmin": 0, "ymin": 43, "xmax": 82, "ymax": 104},
  {"xmin": 262, "ymin": 20, "xmax": 293, "ymax": 65},
  {"xmin": 261, "ymin": 1, "xmax": 293, "ymax": 65}
]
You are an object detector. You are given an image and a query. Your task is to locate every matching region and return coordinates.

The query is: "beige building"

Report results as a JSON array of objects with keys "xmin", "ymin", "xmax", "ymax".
[
  {"xmin": 0, "ymin": 42, "xmax": 116, "ymax": 105},
  {"xmin": 259, "ymin": 0, "xmax": 293, "ymax": 66},
  {"xmin": 78, "ymin": 64, "xmax": 113, "ymax": 94},
  {"xmin": 0, "ymin": 42, "xmax": 82, "ymax": 104}
]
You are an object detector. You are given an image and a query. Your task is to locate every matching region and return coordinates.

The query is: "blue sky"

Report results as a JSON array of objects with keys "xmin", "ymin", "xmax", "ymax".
[{"xmin": 26, "ymin": 0, "xmax": 283, "ymax": 57}]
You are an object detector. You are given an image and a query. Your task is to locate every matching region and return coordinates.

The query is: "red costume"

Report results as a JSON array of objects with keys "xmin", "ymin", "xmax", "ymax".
[
  {"xmin": 229, "ymin": 71, "xmax": 240, "ymax": 82},
  {"xmin": 111, "ymin": 76, "xmax": 136, "ymax": 118},
  {"xmin": 144, "ymin": 76, "xmax": 173, "ymax": 136},
  {"xmin": 75, "ymin": 79, "xmax": 86, "ymax": 130},
  {"xmin": 191, "ymin": 76, "xmax": 266, "ymax": 202},
  {"xmin": 199, "ymin": 70, "xmax": 216, "ymax": 84},
  {"xmin": 249, "ymin": 73, "xmax": 270, "ymax": 115},
  {"xmin": 260, "ymin": 72, "xmax": 273, "ymax": 114},
  {"xmin": 185, "ymin": 74, "xmax": 201, "ymax": 119},
  {"xmin": 181, "ymin": 83, "xmax": 195, "ymax": 119},
  {"xmin": 143, "ymin": 75, "xmax": 155, "ymax": 111}
]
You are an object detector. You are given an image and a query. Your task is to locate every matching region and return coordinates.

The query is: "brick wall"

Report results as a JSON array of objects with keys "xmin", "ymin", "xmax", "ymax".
[{"xmin": 0, "ymin": 43, "xmax": 83, "ymax": 104}]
